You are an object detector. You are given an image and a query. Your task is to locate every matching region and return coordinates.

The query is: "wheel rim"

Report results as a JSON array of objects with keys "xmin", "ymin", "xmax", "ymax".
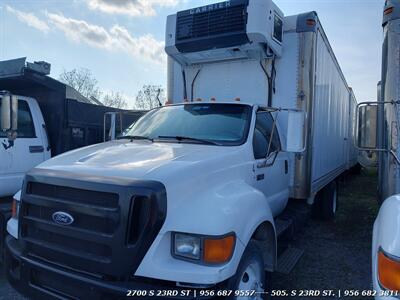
[
  {"xmin": 332, "ymin": 187, "xmax": 337, "ymax": 214},
  {"xmin": 237, "ymin": 262, "xmax": 264, "ymax": 300}
]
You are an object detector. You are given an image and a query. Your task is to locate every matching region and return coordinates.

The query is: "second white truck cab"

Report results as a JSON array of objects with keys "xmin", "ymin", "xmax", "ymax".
[
  {"xmin": 357, "ymin": 1, "xmax": 400, "ymax": 298},
  {"xmin": 0, "ymin": 93, "xmax": 51, "ymax": 197},
  {"xmin": 5, "ymin": 0, "xmax": 358, "ymax": 298}
]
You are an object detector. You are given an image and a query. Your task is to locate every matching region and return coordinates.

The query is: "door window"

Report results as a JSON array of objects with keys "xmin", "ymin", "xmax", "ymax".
[
  {"xmin": 0, "ymin": 99, "xmax": 36, "ymax": 138},
  {"xmin": 253, "ymin": 112, "xmax": 281, "ymax": 159}
]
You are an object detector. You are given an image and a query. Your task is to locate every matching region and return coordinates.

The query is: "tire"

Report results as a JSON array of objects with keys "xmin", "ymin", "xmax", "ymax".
[
  {"xmin": 227, "ymin": 241, "xmax": 267, "ymax": 300},
  {"xmin": 312, "ymin": 181, "xmax": 338, "ymax": 221}
]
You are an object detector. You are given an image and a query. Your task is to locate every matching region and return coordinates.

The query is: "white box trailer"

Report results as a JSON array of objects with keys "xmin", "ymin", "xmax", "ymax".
[{"xmin": 166, "ymin": 4, "xmax": 358, "ymax": 200}]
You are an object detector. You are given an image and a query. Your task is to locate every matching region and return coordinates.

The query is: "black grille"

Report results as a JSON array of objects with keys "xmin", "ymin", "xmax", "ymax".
[
  {"xmin": 27, "ymin": 182, "xmax": 119, "ymax": 209},
  {"xmin": 19, "ymin": 169, "xmax": 167, "ymax": 279},
  {"xmin": 176, "ymin": 0, "xmax": 249, "ymax": 53}
]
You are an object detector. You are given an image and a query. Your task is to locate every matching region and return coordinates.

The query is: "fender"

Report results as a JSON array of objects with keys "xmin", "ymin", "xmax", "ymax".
[
  {"xmin": 135, "ymin": 179, "xmax": 276, "ymax": 285},
  {"xmin": 372, "ymin": 195, "xmax": 400, "ymax": 299},
  {"xmin": 374, "ymin": 195, "xmax": 400, "ymax": 256}
]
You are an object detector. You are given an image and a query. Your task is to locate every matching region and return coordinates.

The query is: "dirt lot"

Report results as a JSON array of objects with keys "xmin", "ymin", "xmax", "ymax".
[
  {"xmin": 0, "ymin": 170, "xmax": 379, "ymax": 300},
  {"xmin": 273, "ymin": 169, "xmax": 379, "ymax": 299}
]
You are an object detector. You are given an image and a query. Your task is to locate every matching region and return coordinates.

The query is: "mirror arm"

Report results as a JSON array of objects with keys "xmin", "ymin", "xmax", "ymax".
[
  {"xmin": 257, "ymin": 151, "xmax": 278, "ymax": 169},
  {"xmin": 391, "ymin": 150, "xmax": 400, "ymax": 165},
  {"xmin": 266, "ymin": 115, "xmax": 278, "ymax": 157},
  {"xmin": 357, "ymin": 147, "xmax": 400, "ymax": 165}
]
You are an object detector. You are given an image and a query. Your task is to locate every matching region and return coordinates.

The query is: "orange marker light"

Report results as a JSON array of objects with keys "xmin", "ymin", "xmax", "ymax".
[
  {"xmin": 384, "ymin": 7, "xmax": 394, "ymax": 15},
  {"xmin": 11, "ymin": 199, "xmax": 17, "ymax": 219},
  {"xmin": 203, "ymin": 235, "xmax": 235, "ymax": 264},
  {"xmin": 378, "ymin": 250, "xmax": 400, "ymax": 291},
  {"xmin": 306, "ymin": 19, "xmax": 316, "ymax": 26}
]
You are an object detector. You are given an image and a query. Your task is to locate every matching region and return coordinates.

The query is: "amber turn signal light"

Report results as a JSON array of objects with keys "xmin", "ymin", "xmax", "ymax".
[
  {"xmin": 378, "ymin": 249, "xmax": 400, "ymax": 291},
  {"xmin": 11, "ymin": 199, "xmax": 17, "ymax": 219},
  {"xmin": 203, "ymin": 235, "xmax": 235, "ymax": 264}
]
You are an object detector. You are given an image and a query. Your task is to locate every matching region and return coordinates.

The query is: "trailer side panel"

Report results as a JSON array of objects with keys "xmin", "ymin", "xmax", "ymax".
[{"xmin": 311, "ymin": 29, "xmax": 350, "ymax": 192}]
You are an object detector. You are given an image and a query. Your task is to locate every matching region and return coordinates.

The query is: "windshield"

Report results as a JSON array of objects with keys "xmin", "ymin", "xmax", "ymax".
[{"xmin": 122, "ymin": 104, "xmax": 252, "ymax": 146}]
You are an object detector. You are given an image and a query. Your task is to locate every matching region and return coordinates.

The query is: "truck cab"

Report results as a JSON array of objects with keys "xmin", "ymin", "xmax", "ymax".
[
  {"xmin": 357, "ymin": 1, "xmax": 400, "ymax": 298},
  {"xmin": 0, "ymin": 94, "xmax": 50, "ymax": 197},
  {"xmin": 5, "ymin": 101, "xmax": 304, "ymax": 298}
]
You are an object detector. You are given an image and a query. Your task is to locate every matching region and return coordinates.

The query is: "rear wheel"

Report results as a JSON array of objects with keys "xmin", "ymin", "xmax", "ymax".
[
  {"xmin": 228, "ymin": 241, "xmax": 266, "ymax": 300},
  {"xmin": 312, "ymin": 181, "xmax": 338, "ymax": 221}
]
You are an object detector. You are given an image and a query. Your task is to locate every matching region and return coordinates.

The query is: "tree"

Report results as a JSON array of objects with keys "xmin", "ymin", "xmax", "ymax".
[
  {"xmin": 134, "ymin": 85, "xmax": 165, "ymax": 110},
  {"xmin": 102, "ymin": 91, "xmax": 128, "ymax": 109},
  {"xmin": 59, "ymin": 68, "xmax": 102, "ymax": 100}
]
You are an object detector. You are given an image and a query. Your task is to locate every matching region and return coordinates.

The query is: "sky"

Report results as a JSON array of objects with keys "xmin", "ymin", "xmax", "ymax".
[{"xmin": 0, "ymin": 0, "xmax": 383, "ymax": 107}]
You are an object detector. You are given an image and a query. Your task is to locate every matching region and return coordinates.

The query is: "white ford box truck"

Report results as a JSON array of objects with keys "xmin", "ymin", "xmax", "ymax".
[
  {"xmin": 0, "ymin": 58, "xmax": 143, "ymax": 262},
  {"xmin": 357, "ymin": 1, "xmax": 400, "ymax": 298},
  {"xmin": 5, "ymin": 1, "xmax": 357, "ymax": 298}
]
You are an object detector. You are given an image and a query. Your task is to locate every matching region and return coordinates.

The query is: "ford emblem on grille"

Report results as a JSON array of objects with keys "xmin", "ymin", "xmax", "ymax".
[{"xmin": 52, "ymin": 211, "xmax": 74, "ymax": 226}]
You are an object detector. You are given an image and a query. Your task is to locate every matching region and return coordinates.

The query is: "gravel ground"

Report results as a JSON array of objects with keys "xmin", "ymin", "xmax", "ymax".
[
  {"xmin": 272, "ymin": 169, "xmax": 379, "ymax": 299},
  {"xmin": 0, "ymin": 169, "xmax": 379, "ymax": 300},
  {"xmin": 0, "ymin": 266, "xmax": 25, "ymax": 300}
]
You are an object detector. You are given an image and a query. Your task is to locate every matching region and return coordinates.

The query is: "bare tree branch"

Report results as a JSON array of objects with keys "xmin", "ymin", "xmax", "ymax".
[
  {"xmin": 102, "ymin": 91, "xmax": 128, "ymax": 109},
  {"xmin": 134, "ymin": 85, "xmax": 165, "ymax": 110},
  {"xmin": 59, "ymin": 68, "xmax": 102, "ymax": 100}
]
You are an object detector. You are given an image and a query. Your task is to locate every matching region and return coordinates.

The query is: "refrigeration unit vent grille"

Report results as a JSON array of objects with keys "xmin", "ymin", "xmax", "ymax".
[{"xmin": 175, "ymin": 1, "xmax": 249, "ymax": 53}]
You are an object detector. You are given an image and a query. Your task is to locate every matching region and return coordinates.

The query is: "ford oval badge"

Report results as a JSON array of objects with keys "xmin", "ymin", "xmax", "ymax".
[{"xmin": 52, "ymin": 211, "xmax": 74, "ymax": 226}]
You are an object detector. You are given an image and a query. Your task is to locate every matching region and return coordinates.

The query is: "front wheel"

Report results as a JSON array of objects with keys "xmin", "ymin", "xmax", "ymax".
[{"xmin": 227, "ymin": 241, "xmax": 267, "ymax": 300}]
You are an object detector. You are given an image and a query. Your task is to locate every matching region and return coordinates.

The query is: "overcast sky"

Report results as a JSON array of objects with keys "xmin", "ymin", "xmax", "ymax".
[{"xmin": 0, "ymin": 0, "xmax": 383, "ymax": 106}]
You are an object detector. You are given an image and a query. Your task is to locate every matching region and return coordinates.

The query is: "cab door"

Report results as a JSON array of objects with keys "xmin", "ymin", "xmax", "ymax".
[
  {"xmin": 252, "ymin": 111, "xmax": 289, "ymax": 216},
  {"xmin": 0, "ymin": 98, "xmax": 47, "ymax": 196}
]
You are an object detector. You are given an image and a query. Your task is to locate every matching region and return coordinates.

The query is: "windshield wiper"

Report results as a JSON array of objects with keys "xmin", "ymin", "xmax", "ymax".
[
  {"xmin": 157, "ymin": 135, "xmax": 220, "ymax": 146},
  {"xmin": 117, "ymin": 135, "xmax": 153, "ymax": 142}
]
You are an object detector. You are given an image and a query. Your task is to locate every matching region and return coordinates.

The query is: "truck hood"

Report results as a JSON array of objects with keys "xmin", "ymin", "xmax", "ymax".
[{"xmin": 38, "ymin": 140, "xmax": 242, "ymax": 182}]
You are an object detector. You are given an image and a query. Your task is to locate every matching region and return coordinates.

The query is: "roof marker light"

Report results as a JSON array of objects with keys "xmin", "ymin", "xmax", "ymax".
[
  {"xmin": 235, "ymin": 97, "xmax": 241, "ymax": 102},
  {"xmin": 384, "ymin": 7, "xmax": 394, "ymax": 15},
  {"xmin": 210, "ymin": 97, "xmax": 216, "ymax": 102},
  {"xmin": 196, "ymin": 98, "xmax": 202, "ymax": 102},
  {"xmin": 306, "ymin": 19, "xmax": 316, "ymax": 26}
]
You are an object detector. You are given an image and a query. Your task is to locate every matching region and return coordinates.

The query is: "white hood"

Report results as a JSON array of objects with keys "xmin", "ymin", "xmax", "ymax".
[{"xmin": 38, "ymin": 140, "xmax": 244, "ymax": 183}]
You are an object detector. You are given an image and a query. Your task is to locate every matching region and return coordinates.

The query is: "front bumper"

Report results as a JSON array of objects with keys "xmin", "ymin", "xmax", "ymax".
[{"xmin": 5, "ymin": 236, "xmax": 227, "ymax": 299}]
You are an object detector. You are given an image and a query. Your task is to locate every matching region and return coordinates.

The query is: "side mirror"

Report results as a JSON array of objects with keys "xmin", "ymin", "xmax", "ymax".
[
  {"xmin": 284, "ymin": 111, "xmax": 306, "ymax": 153},
  {"xmin": 357, "ymin": 103, "xmax": 378, "ymax": 150},
  {"xmin": 0, "ymin": 94, "xmax": 18, "ymax": 132}
]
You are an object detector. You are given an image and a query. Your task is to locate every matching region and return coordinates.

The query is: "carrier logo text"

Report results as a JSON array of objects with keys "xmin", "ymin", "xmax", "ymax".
[{"xmin": 190, "ymin": 1, "xmax": 231, "ymax": 15}]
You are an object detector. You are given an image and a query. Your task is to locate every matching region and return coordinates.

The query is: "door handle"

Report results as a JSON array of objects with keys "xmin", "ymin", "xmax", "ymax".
[
  {"xmin": 29, "ymin": 146, "xmax": 44, "ymax": 153},
  {"xmin": 285, "ymin": 160, "xmax": 288, "ymax": 174}
]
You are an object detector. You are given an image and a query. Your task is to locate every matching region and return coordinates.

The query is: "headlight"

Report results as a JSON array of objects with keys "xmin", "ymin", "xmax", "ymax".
[
  {"xmin": 172, "ymin": 232, "xmax": 235, "ymax": 264},
  {"xmin": 378, "ymin": 248, "xmax": 400, "ymax": 291},
  {"xmin": 173, "ymin": 233, "xmax": 201, "ymax": 260}
]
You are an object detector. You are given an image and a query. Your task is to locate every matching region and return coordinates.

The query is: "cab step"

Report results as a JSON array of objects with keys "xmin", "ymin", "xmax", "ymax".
[
  {"xmin": 276, "ymin": 247, "xmax": 304, "ymax": 274},
  {"xmin": 275, "ymin": 218, "xmax": 293, "ymax": 237}
]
